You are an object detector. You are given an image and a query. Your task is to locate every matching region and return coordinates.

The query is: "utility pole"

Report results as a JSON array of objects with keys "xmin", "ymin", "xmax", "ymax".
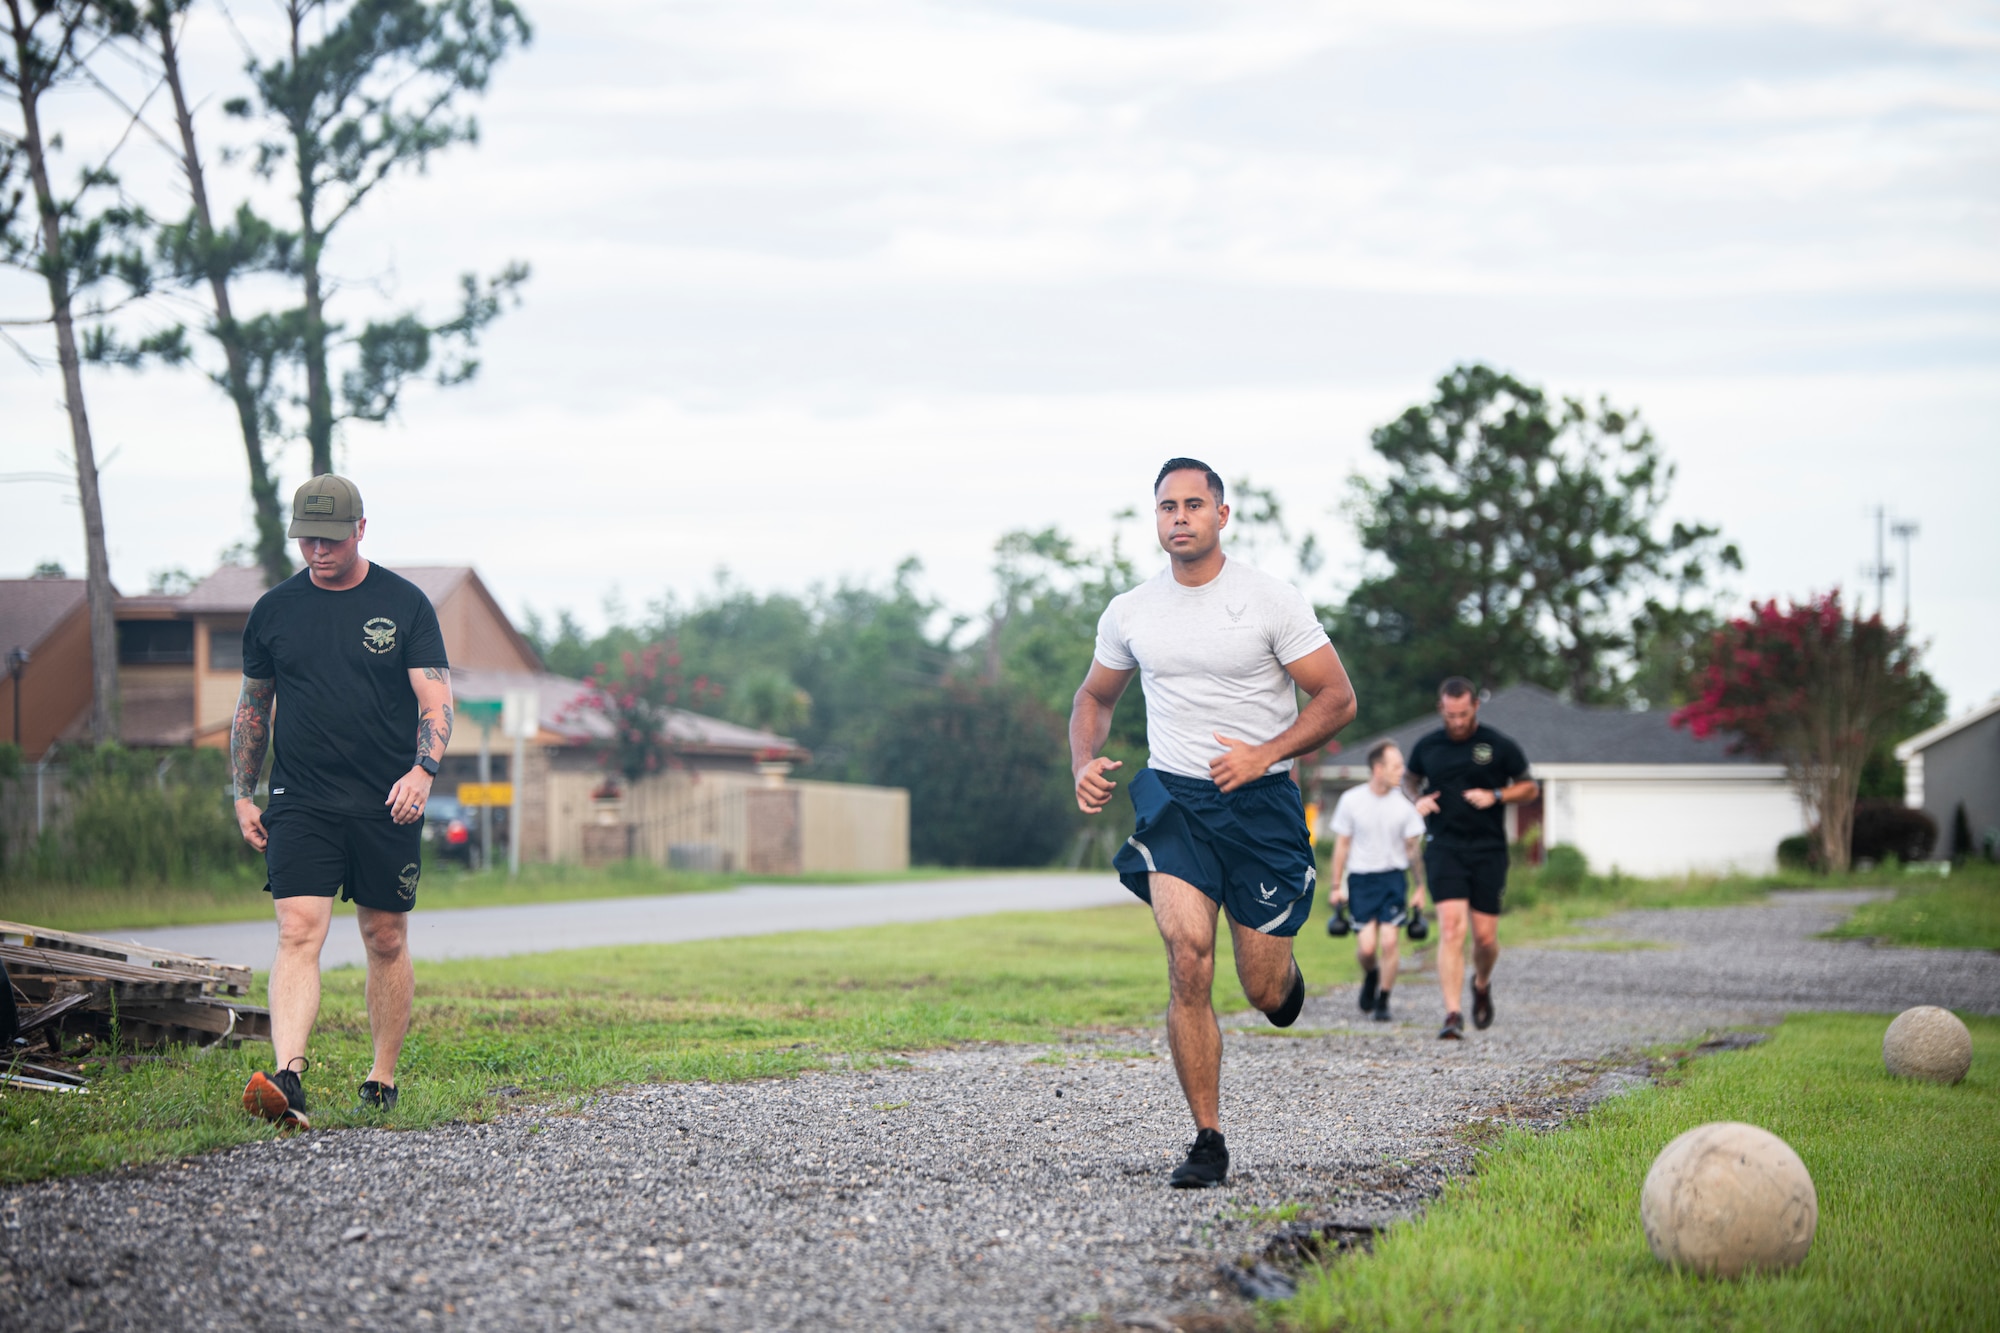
[
  {"xmin": 7, "ymin": 647, "xmax": 26, "ymax": 746},
  {"xmin": 1862, "ymin": 506, "xmax": 1894, "ymax": 619},
  {"xmin": 1891, "ymin": 519, "xmax": 1919, "ymax": 625}
]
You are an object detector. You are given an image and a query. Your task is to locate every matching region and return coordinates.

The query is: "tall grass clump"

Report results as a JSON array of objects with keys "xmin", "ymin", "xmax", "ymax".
[{"xmin": 7, "ymin": 746, "xmax": 258, "ymax": 886}]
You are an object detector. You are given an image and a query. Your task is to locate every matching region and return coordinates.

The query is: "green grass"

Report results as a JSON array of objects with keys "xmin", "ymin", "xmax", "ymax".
[
  {"xmin": 0, "ymin": 904, "xmax": 1364, "ymax": 1183},
  {"xmin": 1284, "ymin": 1011, "xmax": 2000, "ymax": 1333},
  {"xmin": 1823, "ymin": 866, "xmax": 2000, "ymax": 950},
  {"xmin": 0, "ymin": 861, "xmax": 1064, "ymax": 934}
]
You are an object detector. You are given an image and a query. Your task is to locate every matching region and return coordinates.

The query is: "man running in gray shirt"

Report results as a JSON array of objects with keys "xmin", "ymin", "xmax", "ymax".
[{"xmin": 1071, "ymin": 458, "xmax": 1357, "ymax": 1189}]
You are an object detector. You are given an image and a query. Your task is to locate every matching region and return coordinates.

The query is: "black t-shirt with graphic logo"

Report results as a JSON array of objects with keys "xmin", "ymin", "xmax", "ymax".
[
  {"xmin": 242, "ymin": 564, "xmax": 449, "ymax": 817},
  {"xmin": 1405, "ymin": 723, "xmax": 1531, "ymax": 852}
]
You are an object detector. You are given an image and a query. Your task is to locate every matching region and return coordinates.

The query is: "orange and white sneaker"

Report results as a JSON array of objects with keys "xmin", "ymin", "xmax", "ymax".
[{"xmin": 242, "ymin": 1067, "xmax": 310, "ymax": 1130}]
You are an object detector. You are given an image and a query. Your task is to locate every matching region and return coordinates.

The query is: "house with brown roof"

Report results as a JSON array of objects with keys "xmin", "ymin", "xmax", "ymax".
[{"xmin": 0, "ymin": 576, "xmax": 94, "ymax": 759}]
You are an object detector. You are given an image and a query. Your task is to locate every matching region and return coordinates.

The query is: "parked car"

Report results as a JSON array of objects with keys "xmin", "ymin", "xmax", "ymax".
[{"xmin": 422, "ymin": 795, "xmax": 483, "ymax": 869}]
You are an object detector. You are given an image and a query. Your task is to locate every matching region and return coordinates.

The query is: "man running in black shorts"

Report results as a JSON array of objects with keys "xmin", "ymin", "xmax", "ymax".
[
  {"xmin": 1072, "ymin": 458, "xmax": 1356, "ymax": 1189},
  {"xmin": 230, "ymin": 475, "xmax": 453, "ymax": 1127},
  {"xmin": 1405, "ymin": 677, "xmax": 1536, "ymax": 1040}
]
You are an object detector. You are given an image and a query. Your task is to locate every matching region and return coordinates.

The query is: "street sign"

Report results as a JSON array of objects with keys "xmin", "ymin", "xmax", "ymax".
[
  {"xmin": 501, "ymin": 689, "xmax": 539, "ymax": 740},
  {"xmin": 460, "ymin": 698, "xmax": 503, "ymax": 727},
  {"xmin": 457, "ymin": 782, "xmax": 514, "ymax": 807}
]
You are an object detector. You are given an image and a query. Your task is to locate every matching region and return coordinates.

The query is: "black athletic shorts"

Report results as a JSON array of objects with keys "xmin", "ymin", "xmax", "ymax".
[
  {"xmin": 263, "ymin": 802, "xmax": 422, "ymax": 913},
  {"xmin": 1424, "ymin": 842, "xmax": 1507, "ymax": 916}
]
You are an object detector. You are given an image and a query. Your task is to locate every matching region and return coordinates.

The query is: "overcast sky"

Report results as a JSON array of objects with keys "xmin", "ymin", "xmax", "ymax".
[{"xmin": 4, "ymin": 0, "xmax": 1996, "ymax": 709}]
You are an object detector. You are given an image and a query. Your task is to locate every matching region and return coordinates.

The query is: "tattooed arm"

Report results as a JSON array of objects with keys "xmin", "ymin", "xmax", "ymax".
[
  {"xmin": 386, "ymin": 666, "xmax": 455, "ymax": 825},
  {"xmin": 231, "ymin": 676, "xmax": 277, "ymax": 850}
]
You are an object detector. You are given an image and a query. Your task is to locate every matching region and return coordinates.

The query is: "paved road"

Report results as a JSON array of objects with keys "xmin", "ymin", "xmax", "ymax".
[
  {"xmin": 15, "ymin": 889, "xmax": 1999, "ymax": 1332},
  {"xmin": 117, "ymin": 874, "xmax": 1137, "ymax": 970}
]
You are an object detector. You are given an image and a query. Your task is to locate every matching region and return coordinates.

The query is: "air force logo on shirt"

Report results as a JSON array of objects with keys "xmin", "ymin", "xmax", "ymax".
[
  {"xmin": 1472, "ymin": 742, "xmax": 1494, "ymax": 766},
  {"xmin": 362, "ymin": 618, "xmax": 398, "ymax": 654}
]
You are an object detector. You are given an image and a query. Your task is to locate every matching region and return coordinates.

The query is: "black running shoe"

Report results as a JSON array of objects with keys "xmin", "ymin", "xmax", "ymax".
[
  {"xmin": 1438, "ymin": 1011, "xmax": 1464, "ymax": 1041},
  {"xmin": 1472, "ymin": 981, "xmax": 1494, "ymax": 1031},
  {"xmin": 1372, "ymin": 991, "xmax": 1392, "ymax": 1023},
  {"xmin": 1267, "ymin": 961, "xmax": 1306, "ymax": 1028},
  {"xmin": 356, "ymin": 1080, "xmax": 399, "ymax": 1114},
  {"xmin": 1358, "ymin": 966, "xmax": 1380, "ymax": 1014},
  {"xmin": 1170, "ymin": 1128, "xmax": 1229, "ymax": 1189},
  {"xmin": 242, "ymin": 1067, "xmax": 309, "ymax": 1129}
]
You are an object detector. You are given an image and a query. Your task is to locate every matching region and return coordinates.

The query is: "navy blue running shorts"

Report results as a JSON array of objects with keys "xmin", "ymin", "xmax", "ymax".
[
  {"xmin": 1346, "ymin": 868, "xmax": 1409, "ymax": 926},
  {"xmin": 263, "ymin": 802, "xmax": 422, "ymax": 914},
  {"xmin": 1425, "ymin": 842, "xmax": 1507, "ymax": 916},
  {"xmin": 1113, "ymin": 768, "xmax": 1316, "ymax": 937}
]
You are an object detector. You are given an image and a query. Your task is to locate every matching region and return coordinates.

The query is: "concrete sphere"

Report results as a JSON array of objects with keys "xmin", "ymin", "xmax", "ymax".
[
  {"xmin": 1640, "ymin": 1122, "xmax": 1817, "ymax": 1277},
  {"xmin": 1883, "ymin": 1006, "xmax": 1972, "ymax": 1085}
]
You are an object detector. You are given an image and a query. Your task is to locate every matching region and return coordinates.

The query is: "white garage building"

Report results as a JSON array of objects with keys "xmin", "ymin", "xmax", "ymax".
[{"xmin": 1316, "ymin": 685, "xmax": 1806, "ymax": 877}]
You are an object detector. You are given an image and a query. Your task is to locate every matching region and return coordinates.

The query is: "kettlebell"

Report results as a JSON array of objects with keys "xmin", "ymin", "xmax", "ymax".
[
  {"xmin": 1325, "ymin": 900, "xmax": 1352, "ymax": 938},
  {"xmin": 1405, "ymin": 903, "xmax": 1429, "ymax": 941}
]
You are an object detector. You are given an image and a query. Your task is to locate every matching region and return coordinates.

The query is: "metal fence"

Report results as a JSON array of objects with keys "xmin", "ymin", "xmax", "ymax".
[{"xmin": 0, "ymin": 763, "xmax": 70, "ymax": 872}]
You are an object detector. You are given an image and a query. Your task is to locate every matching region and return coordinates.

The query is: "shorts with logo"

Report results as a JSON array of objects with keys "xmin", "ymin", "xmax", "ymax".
[
  {"xmin": 1424, "ymin": 842, "xmax": 1507, "ymax": 916},
  {"xmin": 263, "ymin": 801, "xmax": 422, "ymax": 913},
  {"xmin": 1346, "ymin": 868, "xmax": 1409, "ymax": 926},
  {"xmin": 1113, "ymin": 768, "xmax": 1316, "ymax": 937}
]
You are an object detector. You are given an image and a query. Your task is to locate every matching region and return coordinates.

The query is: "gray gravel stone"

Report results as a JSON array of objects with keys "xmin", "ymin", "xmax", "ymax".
[{"xmin": 6, "ymin": 889, "xmax": 1996, "ymax": 1330}]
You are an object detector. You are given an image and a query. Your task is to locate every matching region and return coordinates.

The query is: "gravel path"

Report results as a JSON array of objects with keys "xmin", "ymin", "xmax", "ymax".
[{"xmin": 10, "ymin": 890, "xmax": 1998, "ymax": 1331}]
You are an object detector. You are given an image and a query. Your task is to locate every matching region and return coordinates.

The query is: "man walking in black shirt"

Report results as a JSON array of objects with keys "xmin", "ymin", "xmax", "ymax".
[
  {"xmin": 1405, "ymin": 678, "xmax": 1536, "ymax": 1040},
  {"xmin": 230, "ymin": 475, "xmax": 453, "ymax": 1127}
]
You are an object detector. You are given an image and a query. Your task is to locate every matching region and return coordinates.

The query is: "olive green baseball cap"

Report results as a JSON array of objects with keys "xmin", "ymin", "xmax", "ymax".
[{"xmin": 288, "ymin": 474, "xmax": 364, "ymax": 540}]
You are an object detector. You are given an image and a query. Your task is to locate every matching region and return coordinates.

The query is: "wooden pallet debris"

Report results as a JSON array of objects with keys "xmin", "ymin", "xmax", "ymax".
[
  {"xmin": 1, "ymin": 919, "xmax": 270, "ymax": 1053},
  {"xmin": 0, "ymin": 1060, "xmax": 87, "ymax": 1093}
]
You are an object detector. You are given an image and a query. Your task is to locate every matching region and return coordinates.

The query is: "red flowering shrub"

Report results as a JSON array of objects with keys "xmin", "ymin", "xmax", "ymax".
[
  {"xmin": 1672, "ymin": 590, "xmax": 1927, "ymax": 873},
  {"xmin": 575, "ymin": 644, "xmax": 722, "ymax": 786}
]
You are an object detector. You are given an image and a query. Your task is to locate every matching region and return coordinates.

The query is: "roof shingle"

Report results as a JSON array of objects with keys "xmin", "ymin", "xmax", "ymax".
[
  {"xmin": 1326, "ymin": 684, "xmax": 1761, "ymax": 769},
  {"xmin": 0, "ymin": 578, "xmax": 92, "ymax": 658}
]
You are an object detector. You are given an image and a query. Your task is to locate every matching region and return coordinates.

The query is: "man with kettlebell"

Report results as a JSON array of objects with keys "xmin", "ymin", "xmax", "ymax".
[{"xmin": 1326, "ymin": 739, "xmax": 1428, "ymax": 1021}]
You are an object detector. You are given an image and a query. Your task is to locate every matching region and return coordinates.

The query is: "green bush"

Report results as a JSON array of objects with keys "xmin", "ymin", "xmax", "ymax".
[
  {"xmin": 1541, "ymin": 843, "xmax": 1588, "ymax": 891},
  {"xmin": 13, "ymin": 746, "xmax": 257, "ymax": 886},
  {"xmin": 866, "ymin": 681, "xmax": 1074, "ymax": 867},
  {"xmin": 1777, "ymin": 833, "xmax": 1814, "ymax": 870}
]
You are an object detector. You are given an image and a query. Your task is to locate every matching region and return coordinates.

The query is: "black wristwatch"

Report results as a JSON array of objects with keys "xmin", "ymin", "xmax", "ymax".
[{"xmin": 416, "ymin": 755, "xmax": 440, "ymax": 777}]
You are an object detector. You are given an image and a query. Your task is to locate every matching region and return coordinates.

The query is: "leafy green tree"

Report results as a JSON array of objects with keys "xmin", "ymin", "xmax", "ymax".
[
  {"xmin": 1332, "ymin": 364, "xmax": 1738, "ymax": 734},
  {"xmin": 978, "ymin": 526, "xmax": 1147, "ymax": 758},
  {"xmin": 734, "ymin": 667, "xmax": 811, "ymax": 737},
  {"xmin": 228, "ymin": 0, "xmax": 531, "ymax": 476},
  {"xmin": 1626, "ymin": 600, "xmax": 1741, "ymax": 711},
  {"xmin": 525, "ymin": 562, "xmax": 955, "ymax": 783},
  {"xmin": 1223, "ymin": 477, "xmax": 1323, "ymax": 582},
  {"xmin": 866, "ymin": 681, "xmax": 1073, "ymax": 867},
  {"xmin": 2, "ymin": 0, "xmax": 155, "ymax": 743}
]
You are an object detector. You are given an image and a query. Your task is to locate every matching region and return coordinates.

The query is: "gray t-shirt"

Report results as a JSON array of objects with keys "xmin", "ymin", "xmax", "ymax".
[
  {"xmin": 1330, "ymin": 783, "xmax": 1427, "ymax": 874},
  {"xmin": 1093, "ymin": 559, "xmax": 1331, "ymax": 781}
]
